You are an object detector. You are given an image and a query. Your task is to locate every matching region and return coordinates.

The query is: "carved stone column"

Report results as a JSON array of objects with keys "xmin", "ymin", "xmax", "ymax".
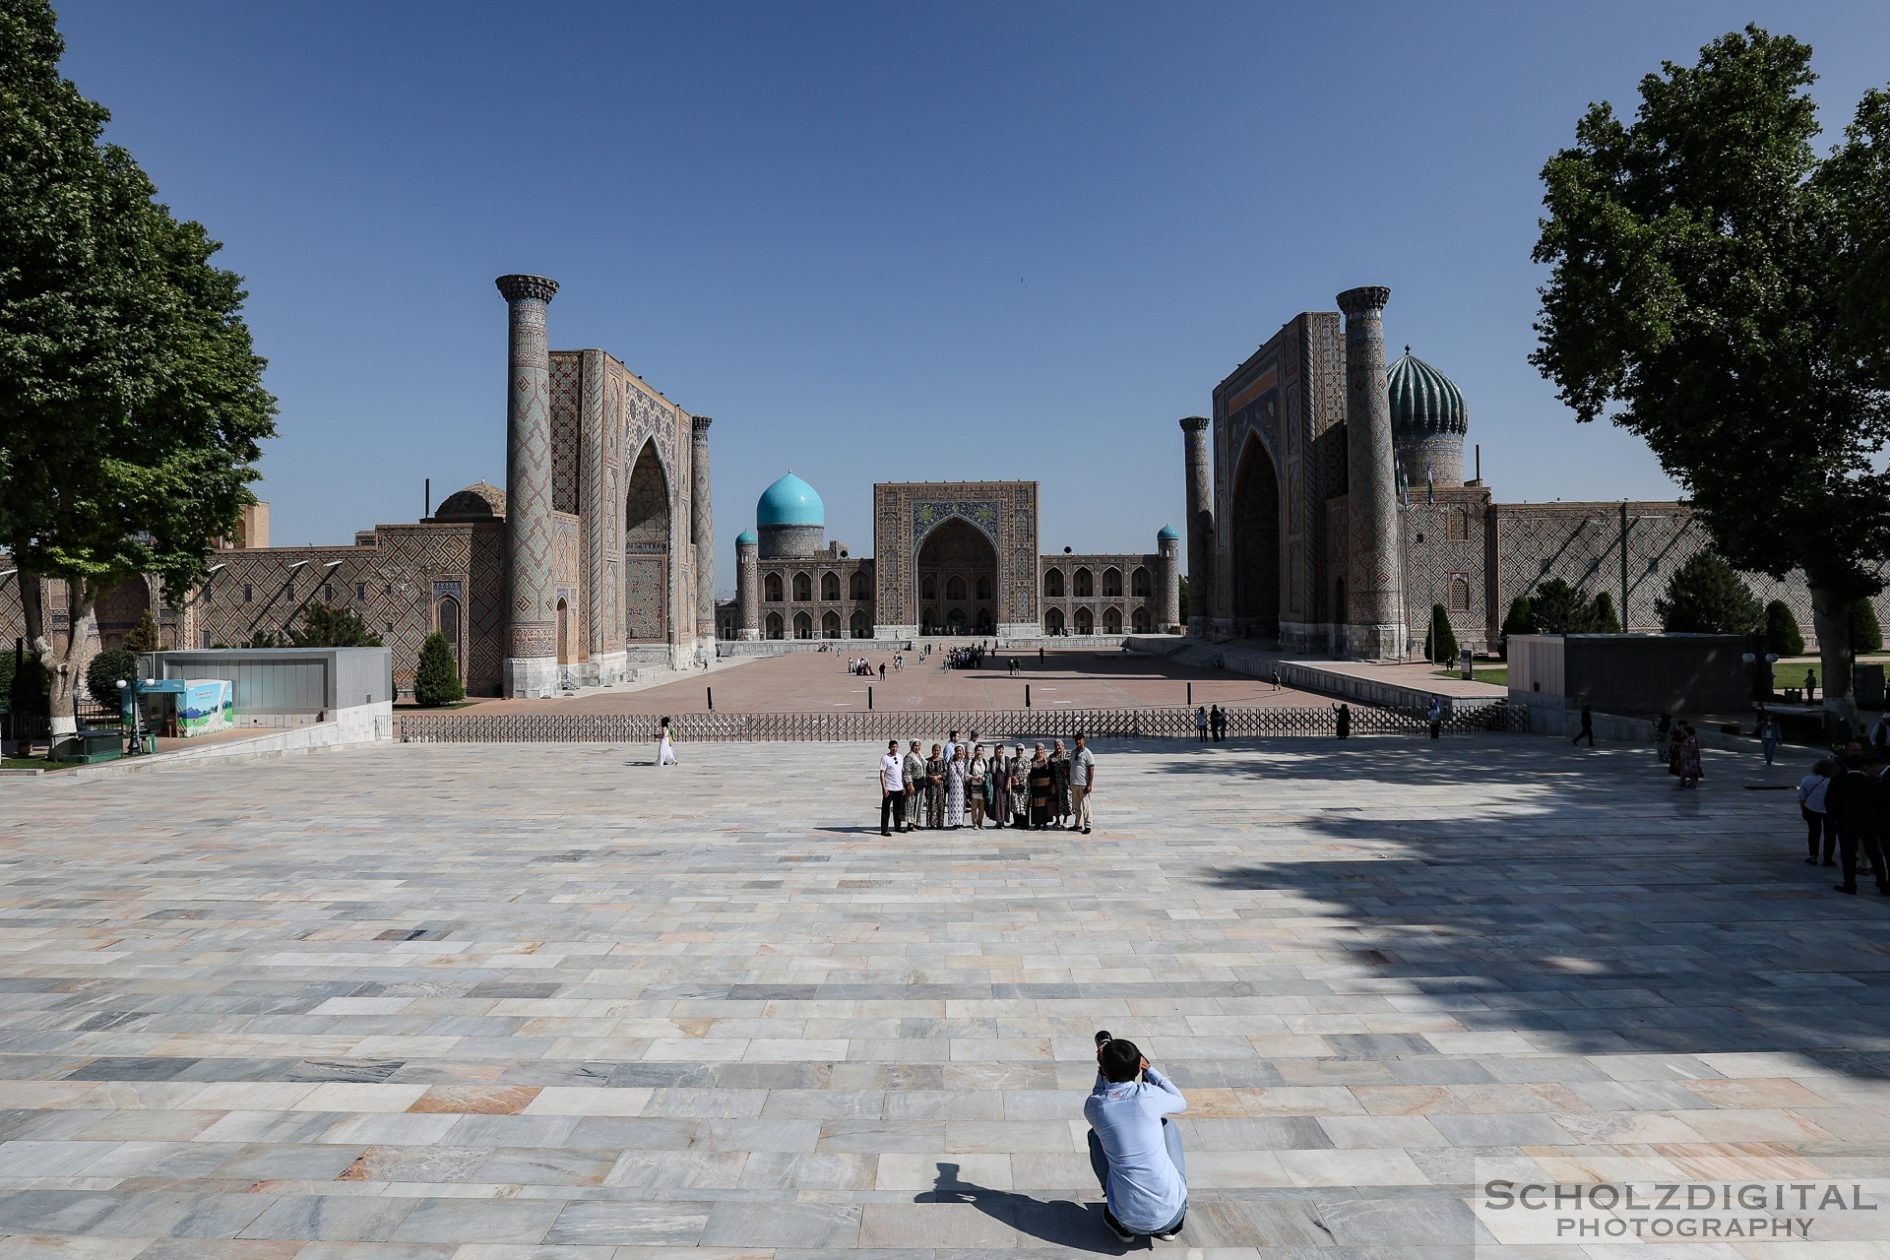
[
  {"xmin": 1158, "ymin": 529, "xmax": 1182, "ymax": 631},
  {"xmin": 691, "ymin": 416, "xmax": 715, "ymax": 644},
  {"xmin": 496, "ymin": 273, "xmax": 560, "ymax": 697},
  {"xmin": 1179, "ymin": 416, "xmax": 1214, "ymax": 638},
  {"xmin": 736, "ymin": 533, "xmax": 760, "ymax": 641},
  {"xmin": 1337, "ymin": 285, "xmax": 1407, "ymax": 660}
]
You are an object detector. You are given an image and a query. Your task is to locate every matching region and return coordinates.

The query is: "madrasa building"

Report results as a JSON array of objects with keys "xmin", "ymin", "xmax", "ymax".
[{"xmin": 1182, "ymin": 284, "xmax": 1878, "ymax": 658}]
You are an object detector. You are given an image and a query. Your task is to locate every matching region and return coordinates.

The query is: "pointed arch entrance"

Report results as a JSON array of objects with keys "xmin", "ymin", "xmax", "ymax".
[
  {"xmin": 625, "ymin": 442, "xmax": 671, "ymax": 643},
  {"xmin": 916, "ymin": 518, "xmax": 997, "ymax": 636},
  {"xmin": 1230, "ymin": 434, "xmax": 1282, "ymax": 640}
]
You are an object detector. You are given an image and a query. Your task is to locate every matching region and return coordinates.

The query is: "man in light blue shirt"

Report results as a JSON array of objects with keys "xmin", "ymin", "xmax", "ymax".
[{"xmin": 1084, "ymin": 1032, "xmax": 1187, "ymax": 1241}]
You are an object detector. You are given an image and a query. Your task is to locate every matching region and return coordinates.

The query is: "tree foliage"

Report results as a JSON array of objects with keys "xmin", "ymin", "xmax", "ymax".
[
  {"xmin": 1498, "ymin": 596, "xmax": 1532, "ymax": 658},
  {"xmin": 412, "ymin": 632, "xmax": 463, "ymax": 708},
  {"xmin": 1655, "ymin": 551, "xmax": 1762, "ymax": 633},
  {"xmin": 1531, "ymin": 25, "xmax": 1890, "ymax": 714},
  {"xmin": 1852, "ymin": 598, "xmax": 1884, "ymax": 654},
  {"xmin": 290, "ymin": 605, "xmax": 382, "ymax": 648},
  {"xmin": 0, "ymin": 0, "xmax": 277, "ymax": 731},
  {"xmin": 85, "ymin": 647, "xmax": 133, "ymax": 711},
  {"xmin": 1530, "ymin": 579, "xmax": 1599, "ymax": 634},
  {"xmin": 1764, "ymin": 599, "xmax": 1806, "ymax": 656},
  {"xmin": 1425, "ymin": 604, "xmax": 1458, "ymax": 664},
  {"xmin": 121, "ymin": 611, "xmax": 158, "ymax": 653},
  {"xmin": 1591, "ymin": 591, "xmax": 1622, "ymax": 634}
]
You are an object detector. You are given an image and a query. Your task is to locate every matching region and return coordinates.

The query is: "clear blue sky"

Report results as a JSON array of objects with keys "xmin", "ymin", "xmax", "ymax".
[{"xmin": 53, "ymin": 1, "xmax": 1890, "ymax": 592}]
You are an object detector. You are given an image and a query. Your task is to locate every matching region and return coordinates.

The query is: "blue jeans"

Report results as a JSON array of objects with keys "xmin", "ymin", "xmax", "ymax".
[{"xmin": 1088, "ymin": 1120, "xmax": 1187, "ymax": 1235}]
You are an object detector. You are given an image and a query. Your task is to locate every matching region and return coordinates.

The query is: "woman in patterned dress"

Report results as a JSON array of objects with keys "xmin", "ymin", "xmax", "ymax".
[
  {"xmin": 944, "ymin": 745, "xmax": 968, "ymax": 828},
  {"xmin": 1008, "ymin": 744, "xmax": 1031, "ymax": 826},
  {"xmin": 925, "ymin": 744, "xmax": 948, "ymax": 829},
  {"xmin": 966, "ymin": 745, "xmax": 987, "ymax": 829}
]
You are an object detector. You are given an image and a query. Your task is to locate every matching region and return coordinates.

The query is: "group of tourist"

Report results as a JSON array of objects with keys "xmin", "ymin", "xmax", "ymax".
[
  {"xmin": 1652, "ymin": 713, "xmax": 1705, "ymax": 788},
  {"xmin": 1795, "ymin": 714, "xmax": 1890, "ymax": 896},
  {"xmin": 942, "ymin": 646, "xmax": 986, "ymax": 669},
  {"xmin": 1192, "ymin": 705, "xmax": 1229, "ymax": 741},
  {"xmin": 845, "ymin": 657, "xmax": 878, "ymax": 677},
  {"xmin": 877, "ymin": 730, "xmax": 1097, "ymax": 835}
]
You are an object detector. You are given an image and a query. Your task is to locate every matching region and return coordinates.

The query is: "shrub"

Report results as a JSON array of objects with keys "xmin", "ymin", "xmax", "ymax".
[
  {"xmin": 1655, "ymin": 551, "xmax": 1760, "ymax": 633},
  {"xmin": 412, "ymin": 633, "xmax": 464, "ymax": 707},
  {"xmin": 1499, "ymin": 596, "xmax": 1532, "ymax": 659},
  {"xmin": 86, "ymin": 648, "xmax": 135, "ymax": 712},
  {"xmin": 1763, "ymin": 599, "xmax": 1805, "ymax": 657},
  {"xmin": 122, "ymin": 611, "xmax": 160, "ymax": 653},
  {"xmin": 1530, "ymin": 579, "xmax": 1599, "ymax": 633},
  {"xmin": 1852, "ymin": 598, "xmax": 1884, "ymax": 654},
  {"xmin": 1426, "ymin": 604, "xmax": 1458, "ymax": 664},
  {"xmin": 1591, "ymin": 591, "xmax": 1622, "ymax": 634},
  {"xmin": 291, "ymin": 604, "xmax": 382, "ymax": 648}
]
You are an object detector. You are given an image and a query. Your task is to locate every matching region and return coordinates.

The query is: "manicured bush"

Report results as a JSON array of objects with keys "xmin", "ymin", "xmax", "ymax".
[
  {"xmin": 412, "ymin": 632, "xmax": 464, "ymax": 707},
  {"xmin": 1763, "ymin": 599, "xmax": 1805, "ymax": 657},
  {"xmin": 1852, "ymin": 598, "xmax": 1883, "ymax": 654},
  {"xmin": 1499, "ymin": 596, "xmax": 1532, "ymax": 659},
  {"xmin": 1529, "ymin": 579, "xmax": 1598, "ymax": 633},
  {"xmin": 1426, "ymin": 604, "xmax": 1458, "ymax": 664},
  {"xmin": 1655, "ymin": 551, "xmax": 1760, "ymax": 633},
  {"xmin": 1591, "ymin": 591, "xmax": 1622, "ymax": 634},
  {"xmin": 292, "ymin": 604, "xmax": 382, "ymax": 647},
  {"xmin": 86, "ymin": 648, "xmax": 135, "ymax": 712}
]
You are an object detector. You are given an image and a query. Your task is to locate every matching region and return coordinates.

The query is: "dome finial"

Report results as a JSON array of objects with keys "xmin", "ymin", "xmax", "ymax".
[{"xmin": 1404, "ymin": 344, "xmax": 1411, "ymax": 356}]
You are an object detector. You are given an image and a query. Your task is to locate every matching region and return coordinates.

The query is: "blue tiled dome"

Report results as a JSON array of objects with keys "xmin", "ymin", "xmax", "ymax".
[
  {"xmin": 757, "ymin": 473, "xmax": 824, "ymax": 528},
  {"xmin": 1386, "ymin": 347, "xmax": 1467, "ymax": 437},
  {"xmin": 1157, "ymin": 523, "xmax": 1180, "ymax": 542},
  {"xmin": 735, "ymin": 529, "xmax": 758, "ymax": 546}
]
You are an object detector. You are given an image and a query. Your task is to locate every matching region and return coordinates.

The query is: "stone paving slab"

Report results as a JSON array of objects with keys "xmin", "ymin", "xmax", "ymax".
[{"xmin": 0, "ymin": 736, "xmax": 1887, "ymax": 1256}]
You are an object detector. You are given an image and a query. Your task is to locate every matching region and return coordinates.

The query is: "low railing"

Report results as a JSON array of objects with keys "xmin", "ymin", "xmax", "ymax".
[{"xmin": 396, "ymin": 702, "xmax": 1527, "ymax": 744}]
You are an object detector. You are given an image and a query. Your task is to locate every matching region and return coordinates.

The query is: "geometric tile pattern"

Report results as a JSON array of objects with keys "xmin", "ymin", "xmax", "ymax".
[
  {"xmin": 498, "ymin": 279, "xmax": 558, "ymax": 665},
  {"xmin": 5, "ymin": 739, "xmax": 1888, "ymax": 1254}
]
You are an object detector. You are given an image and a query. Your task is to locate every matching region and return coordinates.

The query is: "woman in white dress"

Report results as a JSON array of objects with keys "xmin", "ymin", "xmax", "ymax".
[{"xmin": 657, "ymin": 716, "xmax": 678, "ymax": 766}]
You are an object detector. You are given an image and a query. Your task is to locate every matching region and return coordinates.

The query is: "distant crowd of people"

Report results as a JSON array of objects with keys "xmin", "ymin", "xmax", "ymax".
[{"xmin": 878, "ymin": 730, "xmax": 1096, "ymax": 836}]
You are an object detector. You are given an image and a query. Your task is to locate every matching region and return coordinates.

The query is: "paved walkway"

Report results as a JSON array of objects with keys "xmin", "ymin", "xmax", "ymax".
[
  {"xmin": 476, "ymin": 648, "xmax": 1312, "ymax": 716},
  {"xmin": 0, "ymin": 737, "xmax": 1885, "ymax": 1255}
]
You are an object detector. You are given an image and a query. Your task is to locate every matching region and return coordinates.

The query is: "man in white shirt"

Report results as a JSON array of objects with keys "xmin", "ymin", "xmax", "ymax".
[
  {"xmin": 879, "ymin": 739, "xmax": 905, "ymax": 836},
  {"xmin": 1069, "ymin": 732, "xmax": 1097, "ymax": 834}
]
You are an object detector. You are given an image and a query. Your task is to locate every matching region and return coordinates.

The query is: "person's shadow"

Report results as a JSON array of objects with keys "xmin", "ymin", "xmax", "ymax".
[{"xmin": 923, "ymin": 1160, "xmax": 1134, "ymax": 1253}]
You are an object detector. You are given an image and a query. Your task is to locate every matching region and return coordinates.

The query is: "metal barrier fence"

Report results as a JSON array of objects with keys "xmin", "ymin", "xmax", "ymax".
[{"xmin": 396, "ymin": 702, "xmax": 1528, "ymax": 745}]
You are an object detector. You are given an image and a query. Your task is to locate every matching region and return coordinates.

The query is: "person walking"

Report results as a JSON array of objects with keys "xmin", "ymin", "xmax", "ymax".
[
  {"xmin": 1677, "ymin": 723, "xmax": 1702, "ymax": 789},
  {"xmin": 903, "ymin": 740, "xmax": 926, "ymax": 832},
  {"xmin": 1805, "ymin": 668, "xmax": 1818, "ymax": 703},
  {"xmin": 1070, "ymin": 731, "xmax": 1096, "ymax": 834},
  {"xmin": 1427, "ymin": 696, "xmax": 1443, "ymax": 740},
  {"xmin": 879, "ymin": 662, "xmax": 887, "ymax": 682},
  {"xmin": 1085, "ymin": 1032, "xmax": 1188, "ymax": 1243},
  {"xmin": 656, "ymin": 716, "xmax": 678, "ymax": 766},
  {"xmin": 1828, "ymin": 754, "xmax": 1886, "ymax": 894},
  {"xmin": 1760, "ymin": 712, "xmax": 1782, "ymax": 766},
  {"xmin": 967, "ymin": 744, "xmax": 988, "ymax": 829},
  {"xmin": 1334, "ymin": 703, "xmax": 1351, "ymax": 740},
  {"xmin": 1799, "ymin": 758, "xmax": 1836, "ymax": 866},
  {"xmin": 1271, "ymin": 668, "xmax": 1282, "ymax": 692},
  {"xmin": 924, "ymin": 744, "xmax": 947, "ymax": 830},
  {"xmin": 1207, "ymin": 705, "xmax": 1221, "ymax": 742},
  {"xmin": 944, "ymin": 745, "xmax": 968, "ymax": 828},
  {"xmin": 879, "ymin": 739, "xmax": 906, "ymax": 836},
  {"xmin": 1572, "ymin": 703, "xmax": 1595, "ymax": 748},
  {"xmin": 1195, "ymin": 706, "xmax": 1209, "ymax": 743}
]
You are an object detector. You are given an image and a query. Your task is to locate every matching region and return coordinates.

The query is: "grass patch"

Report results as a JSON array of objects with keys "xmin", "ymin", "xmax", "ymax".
[
  {"xmin": 1436, "ymin": 665, "xmax": 1509, "ymax": 686},
  {"xmin": 394, "ymin": 699, "xmax": 481, "ymax": 711},
  {"xmin": 0, "ymin": 757, "xmax": 68, "ymax": 772}
]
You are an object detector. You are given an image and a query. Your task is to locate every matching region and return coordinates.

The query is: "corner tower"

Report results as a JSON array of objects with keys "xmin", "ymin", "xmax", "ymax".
[{"xmin": 496, "ymin": 273, "xmax": 560, "ymax": 697}]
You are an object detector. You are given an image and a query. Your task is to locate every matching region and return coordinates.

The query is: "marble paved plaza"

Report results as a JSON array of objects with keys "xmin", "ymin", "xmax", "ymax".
[{"xmin": 0, "ymin": 736, "xmax": 1888, "ymax": 1257}]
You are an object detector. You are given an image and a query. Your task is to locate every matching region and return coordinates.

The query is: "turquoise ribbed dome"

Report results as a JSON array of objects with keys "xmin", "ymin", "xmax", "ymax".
[
  {"xmin": 1157, "ymin": 524, "xmax": 1180, "ymax": 541},
  {"xmin": 756, "ymin": 473, "xmax": 824, "ymax": 528},
  {"xmin": 735, "ymin": 529, "xmax": 757, "ymax": 546},
  {"xmin": 1386, "ymin": 347, "xmax": 1467, "ymax": 437}
]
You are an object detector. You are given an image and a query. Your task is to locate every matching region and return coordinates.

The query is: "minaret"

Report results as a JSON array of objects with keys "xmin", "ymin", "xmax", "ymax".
[
  {"xmin": 691, "ymin": 416, "xmax": 715, "ymax": 647},
  {"xmin": 736, "ymin": 532, "xmax": 760, "ymax": 641},
  {"xmin": 1179, "ymin": 416, "xmax": 1213, "ymax": 638},
  {"xmin": 1157, "ymin": 525, "xmax": 1181, "ymax": 631},
  {"xmin": 1336, "ymin": 285, "xmax": 1407, "ymax": 660},
  {"xmin": 495, "ymin": 273, "xmax": 560, "ymax": 697}
]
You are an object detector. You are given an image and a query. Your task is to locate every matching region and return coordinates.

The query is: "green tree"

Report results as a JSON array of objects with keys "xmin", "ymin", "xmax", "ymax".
[
  {"xmin": 1531, "ymin": 25, "xmax": 1890, "ymax": 723},
  {"xmin": 1591, "ymin": 591, "xmax": 1622, "ymax": 634},
  {"xmin": 0, "ymin": 0, "xmax": 277, "ymax": 735},
  {"xmin": 1425, "ymin": 604, "xmax": 1458, "ymax": 665},
  {"xmin": 84, "ymin": 647, "xmax": 133, "ymax": 712},
  {"xmin": 1655, "ymin": 552, "xmax": 1762, "ymax": 633},
  {"xmin": 1499, "ymin": 595, "xmax": 1533, "ymax": 658},
  {"xmin": 412, "ymin": 632, "xmax": 463, "ymax": 707},
  {"xmin": 1529, "ymin": 579, "xmax": 1599, "ymax": 634},
  {"xmin": 121, "ymin": 611, "xmax": 159, "ymax": 653},
  {"xmin": 290, "ymin": 604, "xmax": 382, "ymax": 648},
  {"xmin": 1177, "ymin": 576, "xmax": 1190, "ymax": 627},
  {"xmin": 244, "ymin": 628, "xmax": 287, "ymax": 649},
  {"xmin": 1764, "ymin": 599, "xmax": 1806, "ymax": 656},
  {"xmin": 1851, "ymin": 598, "xmax": 1883, "ymax": 653}
]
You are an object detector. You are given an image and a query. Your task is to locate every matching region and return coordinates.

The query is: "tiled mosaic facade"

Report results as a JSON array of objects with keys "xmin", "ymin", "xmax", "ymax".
[
  {"xmin": 872, "ymin": 482, "xmax": 1039, "ymax": 636},
  {"xmin": 1190, "ymin": 287, "xmax": 1890, "ymax": 657}
]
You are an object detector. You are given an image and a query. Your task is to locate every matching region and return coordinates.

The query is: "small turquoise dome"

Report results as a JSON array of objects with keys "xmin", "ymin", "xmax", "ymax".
[
  {"xmin": 757, "ymin": 472, "xmax": 824, "ymax": 528},
  {"xmin": 1386, "ymin": 347, "xmax": 1468, "ymax": 437},
  {"xmin": 735, "ymin": 529, "xmax": 757, "ymax": 546},
  {"xmin": 1157, "ymin": 523, "xmax": 1180, "ymax": 542}
]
